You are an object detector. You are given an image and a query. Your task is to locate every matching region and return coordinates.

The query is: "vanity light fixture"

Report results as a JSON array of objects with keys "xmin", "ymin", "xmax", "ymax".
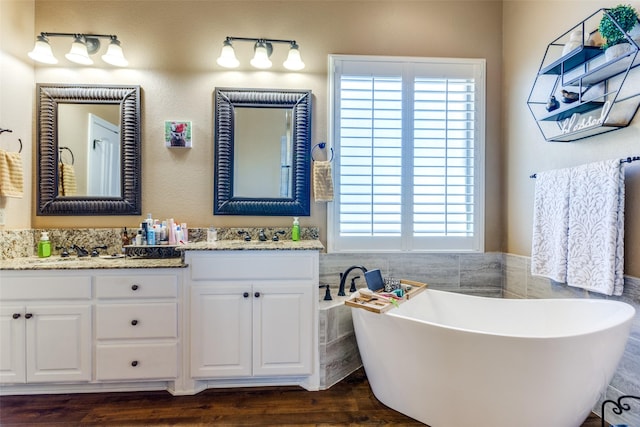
[
  {"xmin": 216, "ymin": 36, "xmax": 305, "ymax": 71},
  {"xmin": 28, "ymin": 32, "xmax": 128, "ymax": 67}
]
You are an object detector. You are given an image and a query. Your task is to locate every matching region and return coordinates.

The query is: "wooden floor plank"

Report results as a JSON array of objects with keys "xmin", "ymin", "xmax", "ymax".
[{"xmin": 0, "ymin": 369, "xmax": 607, "ymax": 426}]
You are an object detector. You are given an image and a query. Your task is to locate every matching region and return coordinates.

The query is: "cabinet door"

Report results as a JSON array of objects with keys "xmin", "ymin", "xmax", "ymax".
[
  {"xmin": 25, "ymin": 305, "xmax": 92, "ymax": 383},
  {"xmin": 253, "ymin": 284, "xmax": 312, "ymax": 376},
  {"xmin": 0, "ymin": 305, "xmax": 26, "ymax": 384},
  {"xmin": 190, "ymin": 285, "xmax": 252, "ymax": 378}
]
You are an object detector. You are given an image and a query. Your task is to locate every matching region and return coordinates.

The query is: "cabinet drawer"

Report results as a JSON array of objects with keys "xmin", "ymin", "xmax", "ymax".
[
  {"xmin": 95, "ymin": 275, "xmax": 177, "ymax": 299},
  {"xmin": 95, "ymin": 303, "xmax": 177, "ymax": 339},
  {"xmin": 0, "ymin": 276, "xmax": 92, "ymax": 300},
  {"xmin": 190, "ymin": 252, "xmax": 317, "ymax": 281},
  {"xmin": 95, "ymin": 342, "xmax": 178, "ymax": 380}
]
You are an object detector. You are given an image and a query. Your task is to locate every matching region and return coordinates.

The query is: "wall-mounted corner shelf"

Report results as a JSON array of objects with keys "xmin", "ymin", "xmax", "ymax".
[{"xmin": 527, "ymin": 8, "xmax": 640, "ymax": 142}]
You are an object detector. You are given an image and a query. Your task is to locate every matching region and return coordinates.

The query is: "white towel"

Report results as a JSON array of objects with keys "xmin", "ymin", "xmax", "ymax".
[
  {"xmin": 566, "ymin": 160, "xmax": 625, "ymax": 296},
  {"xmin": 313, "ymin": 160, "xmax": 334, "ymax": 202},
  {"xmin": 531, "ymin": 167, "xmax": 571, "ymax": 282},
  {"xmin": 0, "ymin": 148, "xmax": 24, "ymax": 198}
]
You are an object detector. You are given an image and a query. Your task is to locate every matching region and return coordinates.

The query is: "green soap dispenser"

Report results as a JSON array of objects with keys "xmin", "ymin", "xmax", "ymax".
[
  {"xmin": 292, "ymin": 217, "xmax": 300, "ymax": 241},
  {"xmin": 37, "ymin": 231, "xmax": 51, "ymax": 258}
]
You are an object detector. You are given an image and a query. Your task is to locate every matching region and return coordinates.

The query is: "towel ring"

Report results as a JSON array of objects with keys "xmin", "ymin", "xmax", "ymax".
[
  {"xmin": 59, "ymin": 146, "xmax": 75, "ymax": 165},
  {"xmin": 311, "ymin": 142, "xmax": 334, "ymax": 162},
  {"xmin": 0, "ymin": 129, "xmax": 22, "ymax": 153}
]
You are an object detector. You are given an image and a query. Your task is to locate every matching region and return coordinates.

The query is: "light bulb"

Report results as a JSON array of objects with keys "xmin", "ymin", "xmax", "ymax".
[
  {"xmin": 65, "ymin": 36, "xmax": 93, "ymax": 65},
  {"xmin": 283, "ymin": 43, "xmax": 305, "ymax": 71},
  {"xmin": 28, "ymin": 35, "xmax": 58, "ymax": 64},
  {"xmin": 250, "ymin": 41, "xmax": 272, "ymax": 69},
  {"xmin": 101, "ymin": 38, "xmax": 128, "ymax": 67},
  {"xmin": 216, "ymin": 40, "xmax": 239, "ymax": 68}
]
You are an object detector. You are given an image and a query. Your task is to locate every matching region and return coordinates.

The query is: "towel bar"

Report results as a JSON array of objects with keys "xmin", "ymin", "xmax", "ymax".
[{"xmin": 531, "ymin": 156, "xmax": 640, "ymax": 178}]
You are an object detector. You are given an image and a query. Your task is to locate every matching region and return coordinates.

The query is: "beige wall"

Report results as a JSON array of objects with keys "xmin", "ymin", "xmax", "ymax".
[
  {"xmin": 503, "ymin": 1, "xmax": 640, "ymax": 277},
  {"xmin": 21, "ymin": 0, "xmax": 503, "ymax": 251},
  {"xmin": 0, "ymin": 0, "xmax": 34, "ymax": 228}
]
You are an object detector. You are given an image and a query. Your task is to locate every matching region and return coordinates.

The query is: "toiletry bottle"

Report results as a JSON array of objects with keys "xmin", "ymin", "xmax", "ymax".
[
  {"xmin": 292, "ymin": 217, "xmax": 300, "ymax": 241},
  {"xmin": 37, "ymin": 231, "xmax": 52, "ymax": 258},
  {"xmin": 147, "ymin": 224, "xmax": 156, "ymax": 245}
]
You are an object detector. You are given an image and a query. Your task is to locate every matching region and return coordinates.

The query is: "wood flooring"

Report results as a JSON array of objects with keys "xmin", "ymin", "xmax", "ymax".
[{"xmin": 0, "ymin": 369, "xmax": 607, "ymax": 426}]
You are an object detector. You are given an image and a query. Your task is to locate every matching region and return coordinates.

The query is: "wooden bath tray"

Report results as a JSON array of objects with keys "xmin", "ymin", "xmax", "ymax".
[{"xmin": 345, "ymin": 279, "xmax": 428, "ymax": 313}]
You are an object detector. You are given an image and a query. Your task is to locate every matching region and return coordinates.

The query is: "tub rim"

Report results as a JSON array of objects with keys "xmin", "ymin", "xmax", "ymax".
[{"xmin": 375, "ymin": 288, "xmax": 636, "ymax": 340}]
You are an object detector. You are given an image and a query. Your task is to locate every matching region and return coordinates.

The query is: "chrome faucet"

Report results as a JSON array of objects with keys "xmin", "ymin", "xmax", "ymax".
[{"xmin": 337, "ymin": 265, "xmax": 368, "ymax": 296}]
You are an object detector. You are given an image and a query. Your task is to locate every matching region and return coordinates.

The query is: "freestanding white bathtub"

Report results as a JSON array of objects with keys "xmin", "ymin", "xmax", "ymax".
[{"xmin": 350, "ymin": 289, "xmax": 635, "ymax": 427}]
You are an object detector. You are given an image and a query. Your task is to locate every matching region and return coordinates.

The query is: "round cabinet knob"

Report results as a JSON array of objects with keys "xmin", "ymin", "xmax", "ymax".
[
  {"xmin": 243, "ymin": 292, "xmax": 249, "ymax": 298},
  {"xmin": 254, "ymin": 292, "xmax": 261, "ymax": 298},
  {"xmin": 131, "ymin": 319, "xmax": 139, "ymax": 326},
  {"xmin": 25, "ymin": 313, "xmax": 33, "ymax": 319},
  {"xmin": 131, "ymin": 284, "xmax": 140, "ymax": 291},
  {"xmin": 12, "ymin": 313, "xmax": 21, "ymax": 319},
  {"xmin": 131, "ymin": 360, "xmax": 139, "ymax": 367}
]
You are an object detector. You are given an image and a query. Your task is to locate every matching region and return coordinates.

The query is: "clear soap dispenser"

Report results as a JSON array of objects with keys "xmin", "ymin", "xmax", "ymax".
[
  {"xmin": 38, "ymin": 231, "xmax": 52, "ymax": 258},
  {"xmin": 292, "ymin": 217, "xmax": 300, "ymax": 241}
]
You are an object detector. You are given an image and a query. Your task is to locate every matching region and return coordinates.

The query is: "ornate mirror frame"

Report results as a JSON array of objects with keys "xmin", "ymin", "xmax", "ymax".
[
  {"xmin": 214, "ymin": 88, "xmax": 312, "ymax": 216},
  {"xmin": 37, "ymin": 84, "xmax": 141, "ymax": 215}
]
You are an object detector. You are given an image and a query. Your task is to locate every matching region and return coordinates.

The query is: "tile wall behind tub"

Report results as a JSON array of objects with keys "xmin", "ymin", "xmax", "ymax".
[
  {"xmin": 319, "ymin": 252, "xmax": 504, "ymax": 297},
  {"xmin": 504, "ymin": 253, "xmax": 640, "ymax": 427}
]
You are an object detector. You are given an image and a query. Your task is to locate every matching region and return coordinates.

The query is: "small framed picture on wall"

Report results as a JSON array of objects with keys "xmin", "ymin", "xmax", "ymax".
[{"xmin": 165, "ymin": 120, "xmax": 192, "ymax": 148}]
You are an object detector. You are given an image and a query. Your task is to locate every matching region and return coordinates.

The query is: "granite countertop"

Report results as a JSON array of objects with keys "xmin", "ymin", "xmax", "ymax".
[
  {"xmin": 177, "ymin": 240, "xmax": 325, "ymax": 251},
  {"xmin": 1, "ymin": 240, "xmax": 324, "ymax": 271},
  {"xmin": 0, "ymin": 256, "xmax": 186, "ymax": 271}
]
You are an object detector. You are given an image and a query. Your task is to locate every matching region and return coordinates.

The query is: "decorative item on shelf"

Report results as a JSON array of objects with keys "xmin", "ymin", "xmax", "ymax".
[
  {"xmin": 562, "ymin": 30, "xmax": 584, "ymax": 56},
  {"xmin": 561, "ymin": 89, "xmax": 580, "ymax": 103},
  {"xmin": 546, "ymin": 95, "xmax": 560, "ymax": 112},
  {"xmin": 216, "ymin": 36, "xmax": 305, "ymax": 70},
  {"xmin": 28, "ymin": 32, "xmax": 128, "ymax": 66},
  {"xmin": 598, "ymin": 4, "xmax": 639, "ymax": 61}
]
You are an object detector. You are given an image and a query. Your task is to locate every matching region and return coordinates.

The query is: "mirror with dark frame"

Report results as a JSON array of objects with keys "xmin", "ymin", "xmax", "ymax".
[
  {"xmin": 214, "ymin": 87, "xmax": 312, "ymax": 216},
  {"xmin": 37, "ymin": 84, "xmax": 141, "ymax": 215}
]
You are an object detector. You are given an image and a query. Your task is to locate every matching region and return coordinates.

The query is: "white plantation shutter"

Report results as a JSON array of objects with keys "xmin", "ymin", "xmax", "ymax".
[{"xmin": 328, "ymin": 56, "xmax": 485, "ymax": 252}]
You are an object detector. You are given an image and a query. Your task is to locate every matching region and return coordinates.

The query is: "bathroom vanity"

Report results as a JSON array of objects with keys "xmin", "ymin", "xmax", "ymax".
[{"xmin": 0, "ymin": 241, "xmax": 322, "ymax": 395}]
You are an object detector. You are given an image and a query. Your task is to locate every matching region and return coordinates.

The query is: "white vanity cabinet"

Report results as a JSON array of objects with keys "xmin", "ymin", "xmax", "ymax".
[
  {"xmin": 0, "ymin": 274, "xmax": 92, "ymax": 384},
  {"xmin": 94, "ymin": 273, "xmax": 179, "ymax": 381},
  {"xmin": 186, "ymin": 250, "xmax": 319, "ymax": 390}
]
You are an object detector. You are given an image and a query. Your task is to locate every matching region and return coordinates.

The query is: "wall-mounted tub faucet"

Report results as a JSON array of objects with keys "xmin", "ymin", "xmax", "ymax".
[{"xmin": 338, "ymin": 265, "xmax": 368, "ymax": 296}]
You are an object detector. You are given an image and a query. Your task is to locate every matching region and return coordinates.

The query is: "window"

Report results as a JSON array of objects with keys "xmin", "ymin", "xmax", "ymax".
[{"xmin": 328, "ymin": 55, "xmax": 485, "ymax": 252}]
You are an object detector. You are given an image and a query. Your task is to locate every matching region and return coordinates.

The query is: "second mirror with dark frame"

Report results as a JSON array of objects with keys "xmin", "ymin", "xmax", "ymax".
[
  {"xmin": 37, "ymin": 84, "xmax": 141, "ymax": 216},
  {"xmin": 214, "ymin": 87, "xmax": 312, "ymax": 216}
]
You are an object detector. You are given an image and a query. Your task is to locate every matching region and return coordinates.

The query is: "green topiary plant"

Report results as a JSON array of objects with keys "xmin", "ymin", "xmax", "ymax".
[{"xmin": 599, "ymin": 4, "xmax": 639, "ymax": 49}]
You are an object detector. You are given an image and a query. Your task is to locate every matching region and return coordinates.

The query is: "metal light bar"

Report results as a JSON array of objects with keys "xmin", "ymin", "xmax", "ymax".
[
  {"xmin": 28, "ymin": 32, "xmax": 128, "ymax": 67},
  {"xmin": 216, "ymin": 36, "xmax": 305, "ymax": 71}
]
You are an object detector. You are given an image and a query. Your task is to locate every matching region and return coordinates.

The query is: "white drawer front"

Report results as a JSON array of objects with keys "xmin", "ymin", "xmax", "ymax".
[
  {"xmin": 95, "ymin": 303, "xmax": 177, "ymax": 339},
  {"xmin": 95, "ymin": 342, "xmax": 178, "ymax": 380},
  {"xmin": 95, "ymin": 275, "xmax": 177, "ymax": 299},
  {"xmin": 0, "ymin": 276, "xmax": 92, "ymax": 300},
  {"xmin": 189, "ymin": 251, "xmax": 317, "ymax": 281}
]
